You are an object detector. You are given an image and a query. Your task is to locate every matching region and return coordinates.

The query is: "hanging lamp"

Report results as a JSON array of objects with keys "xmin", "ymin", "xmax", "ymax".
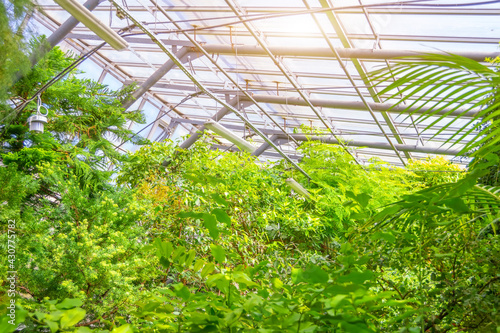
[
  {"xmin": 285, "ymin": 178, "xmax": 311, "ymax": 200},
  {"xmin": 205, "ymin": 120, "xmax": 256, "ymax": 153},
  {"xmin": 27, "ymin": 96, "xmax": 48, "ymax": 133}
]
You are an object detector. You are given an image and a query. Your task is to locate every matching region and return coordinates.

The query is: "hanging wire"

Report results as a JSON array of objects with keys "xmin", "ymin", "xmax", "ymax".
[
  {"xmin": 122, "ymin": 0, "xmax": 500, "ymax": 36},
  {"xmin": 114, "ymin": 91, "xmax": 205, "ymax": 150},
  {"xmin": 111, "ymin": 0, "xmax": 312, "ymax": 179},
  {"xmin": 0, "ymin": 41, "xmax": 107, "ymax": 139}
]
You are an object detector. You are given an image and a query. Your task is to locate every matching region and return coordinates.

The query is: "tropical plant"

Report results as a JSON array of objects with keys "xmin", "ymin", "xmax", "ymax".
[
  {"xmin": 366, "ymin": 53, "xmax": 500, "ymax": 331},
  {"xmin": 370, "ymin": 53, "xmax": 500, "ymax": 167},
  {"xmin": 0, "ymin": 0, "xmax": 33, "ymax": 103},
  {"xmin": 3, "ymin": 46, "xmax": 498, "ymax": 332}
]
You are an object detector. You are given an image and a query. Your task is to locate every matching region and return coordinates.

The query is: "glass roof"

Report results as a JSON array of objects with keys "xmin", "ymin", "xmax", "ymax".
[{"xmin": 30, "ymin": 0, "xmax": 500, "ymax": 167}]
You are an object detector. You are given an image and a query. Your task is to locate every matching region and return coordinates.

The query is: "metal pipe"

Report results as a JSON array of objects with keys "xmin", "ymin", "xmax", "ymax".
[
  {"xmin": 205, "ymin": 120, "xmax": 256, "ymax": 153},
  {"xmin": 199, "ymin": 44, "xmax": 498, "ymax": 62},
  {"xmin": 175, "ymin": 118, "xmax": 462, "ymax": 155},
  {"xmin": 252, "ymin": 134, "xmax": 279, "ymax": 157},
  {"xmin": 50, "ymin": 33, "xmax": 500, "ymax": 61},
  {"xmin": 286, "ymin": 178, "xmax": 311, "ymax": 199},
  {"xmin": 121, "ymin": 47, "xmax": 189, "ymax": 110},
  {"xmin": 111, "ymin": 0, "xmax": 311, "ymax": 179},
  {"xmin": 54, "ymin": 0, "xmax": 128, "ymax": 50},
  {"xmin": 125, "ymin": 81, "xmax": 477, "ymax": 118},
  {"xmin": 246, "ymin": 94, "xmax": 477, "ymax": 118},
  {"xmin": 276, "ymin": 134, "xmax": 460, "ymax": 155},
  {"xmin": 49, "ymin": 0, "xmax": 101, "ymax": 47},
  {"xmin": 170, "ymin": 117, "xmax": 470, "ymax": 142},
  {"xmin": 39, "ymin": 4, "xmax": 500, "ymax": 15},
  {"xmin": 178, "ymin": 97, "xmax": 242, "ymax": 150},
  {"xmin": 29, "ymin": 0, "xmax": 101, "ymax": 68}
]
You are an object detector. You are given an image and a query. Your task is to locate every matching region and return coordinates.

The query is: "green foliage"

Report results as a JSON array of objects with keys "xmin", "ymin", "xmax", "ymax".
[
  {"xmin": 0, "ymin": 163, "xmax": 38, "ymax": 221},
  {"xmin": 1, "ymin": 51, "xmax": 499, "ymax": 332},
  {"xmin": 367, "ymin": 52, "xmax": 500, "ymax": 331},
  {"xmin": 129, "ymin": 239, "xmax": 413, "ymax": 332},
  {"xmin": 2, "ymin": 298, "xmax": 132, "ymax": 332},
  {"xmin": 406, "ymin": 156, "xmax": 465, "ymax": 187},
  {"xmin": 370, "ymin": 53, "xmax": 500, "ymax": 167},
  {"xmin": 296, "ymin": 141, "xmax": 414, "ymax": 231},
  {"xmin": 0, "ymin": 0, "xmax": 33, "ymax": 103},
  {"xmin": 2, "ymin": 45, "xmax": 146, "ymax": 167},
  {"xmin": 0, "ymin": 162, "xmax": 160, "ymax": 323}
]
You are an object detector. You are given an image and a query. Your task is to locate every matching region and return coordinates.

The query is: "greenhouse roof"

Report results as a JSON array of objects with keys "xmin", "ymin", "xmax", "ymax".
[{"xmin": 31, "ymin": 0, "xmax": 500, "ymax": 167}]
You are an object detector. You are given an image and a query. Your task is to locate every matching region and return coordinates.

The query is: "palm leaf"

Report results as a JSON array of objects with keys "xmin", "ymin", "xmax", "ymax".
[{"xmin": 370, "ymin": 53, "xmax": 500, "ymax": 163}]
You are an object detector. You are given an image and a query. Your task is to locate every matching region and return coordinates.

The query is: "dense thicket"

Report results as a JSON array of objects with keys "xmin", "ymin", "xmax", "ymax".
[{"xmin": 0, "ymin": 47, "xmax": 499, "ymax": 332}]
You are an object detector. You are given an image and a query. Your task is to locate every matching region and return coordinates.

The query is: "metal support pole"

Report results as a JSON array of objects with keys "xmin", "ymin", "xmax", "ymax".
[
  {"xmin": 245, "ymin": 94, "xmax": 477, "ymax": 118},
  {"xmin": 224, "ymin": 0, "xmax": 361, "ymax": 166},
  {"xmin": 133, "ymin": 82, "xmax": 478, "ymax": 118},
  {"xmin": 199, "ymin": 44, "xmax": 499, "ymax": 62},
  {"xmin": 276, "ymin": 134, "xmax": 460, "ymax": 155},
  {"xmin": 29, "ymin": 0, "xmax": 100, "ymax": 66},
  {"xmin": 179, "ymin": 97, "xmax": 241, "ymax": 149},
  {"xmin": 252, "ymin": 134, "xmax": 279, "ymax": 157},
  {"xmin": 122, "ymin": 47, "xmax": 189, "ymax": 110}
]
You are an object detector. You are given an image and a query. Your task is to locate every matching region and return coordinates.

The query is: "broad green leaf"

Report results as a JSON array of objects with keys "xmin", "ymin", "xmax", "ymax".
[
  {"xmin": 206, "ymin": 273, "xmax": 229, "ymax": 293},
  {"xmin": 184, "ymin": 249, "xmax": 196, "ymax": 267},
  {"xmin": 243, "ymin": 294, "xmax": 263, "ymax": 312},
  {"xmin": 173, "ymin": 283, "xmax": 191, "ymax": 301},
  {"xmin": 211, "ymin": 208, "xmax": 231, "ymax": 226},
  {"xmin": 337, "ymin": 270, "xmax": 374, "ymax": 284},
  {"xmin": 154, "ymin": 239, "xmax": 173, "ymax": 259},
  {"xmin": 59, "ymin": 308, "xmax": 86, "ymax": 328},
  {"xmin": 56, "ymin": 298, "xmax": 83, "ymax": 310},
  {"xmin": 142, "ymin": 302, "xmax": 161, "ymax": 312},
  {"xmin": 45, "ymin": 310, "xmax": 64, "ymax": 322},
  {"xmin": 356, "ymin": 193, "xmax": 372, "ymax": 208},
  {"xmin": 206, "ymin": 175, "xmax": 225, "ymax": 185},
  {"xmin": 75, "ymin": 327, "xmax": 93, "ymax": 333},
  {"xmin": 211, "ymin": 193, "xmax": 229, "ymax": 206},
  {"xmin": 440, "ymin": 198, "xmax": 470, "ymax": 213},
  {"xmin": 371, "ymin": 231, "xmax": 396, "ymax": 243},
  {"xmin": 193, "ymin": 259, "xmax": 205, "ymax": 271},
  {"xmin": 201, "ymin": 262, "xmax": 215, "ymax": 278},
  {"xmin": 210, "ymin": 244, "xmax": 226, "ymax": 263},
  {"xmin": 171, "ymin": 246, "xmax": 186, "ymax": 261},
  {"xmin": 34, "ymin": 312, "xmax": 46, "ymax": 320},
  {"xmin": 223, "ymin": 308, "xmax": 243, "ymax": 326},
  {"xmin": 233, "ymin": 271, "xmax": 258, "ymax": 288},
  {"xmin": 373, "ymin": 205, "xmax": 401, "ymax": 223},
  {"xmin": 183, "ymin": 173, "xmax": 203, "ymax": 183},
  {"xmin": 341, "ymin": 321, "xmax": 372, "ymax": 333},
  {"xmin": 0, "ymin": 306, "xmax": 27, "ymax": 333},
  {"xmin": 45, "ymin": 320, "xmax": 58, "ymax": 333},
  {"xmin": 202, "ymin": 213, "xmax": 219, "ymax": 239},
  {"xmin": 177, "ymin": 211, "xmax": 203, "ymax": 219},
  {"xmin": 330, "ymin": 294, "xmax": 348, "ymax": 308},
  {"xmin": 292, "ymin": 265, "xmax": 329, "ymax": 284},
  {"xmin": 347, "ymin": 191, "xmax": 371, "ymax": 207},
  {"xmin": 111, "ymin": 324, "xmax": 134, "ymax": 333},
  {"xmin": 272, "ymin": 278, "xmax": 283, "ymax": 289},
  {"xmin": 159, "ymin": 256, "xmax": 170, "ymax": 268}
]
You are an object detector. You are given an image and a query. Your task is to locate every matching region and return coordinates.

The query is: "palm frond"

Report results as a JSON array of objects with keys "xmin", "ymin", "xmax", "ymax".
[{"xmin": 370, "ymin": 53, "xmax": 500, "ymax": 162}]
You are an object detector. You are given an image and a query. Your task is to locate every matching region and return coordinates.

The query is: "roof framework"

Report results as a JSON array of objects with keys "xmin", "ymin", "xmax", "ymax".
[{"xmin": 31, "ymin": 0, "xmax": 500, "ymax": 167}]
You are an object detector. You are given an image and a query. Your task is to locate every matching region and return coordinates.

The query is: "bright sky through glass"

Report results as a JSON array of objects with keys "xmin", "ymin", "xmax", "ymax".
[{"xmin": 26, "ymin": 0, "xmax": 500, "ymax": 166}]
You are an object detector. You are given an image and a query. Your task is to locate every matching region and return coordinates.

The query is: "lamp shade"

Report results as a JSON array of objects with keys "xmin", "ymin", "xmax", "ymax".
[
  {"xmin": 205, "ymin": 120, "xmax": 256, "ymax": 153},
  {"xmin": 27, "ymin": 114, "xmax": 48, "ymax": 133},
  {"xmin": 285, "ymin": 178, "xmax": 310, "ymax": 199}
]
